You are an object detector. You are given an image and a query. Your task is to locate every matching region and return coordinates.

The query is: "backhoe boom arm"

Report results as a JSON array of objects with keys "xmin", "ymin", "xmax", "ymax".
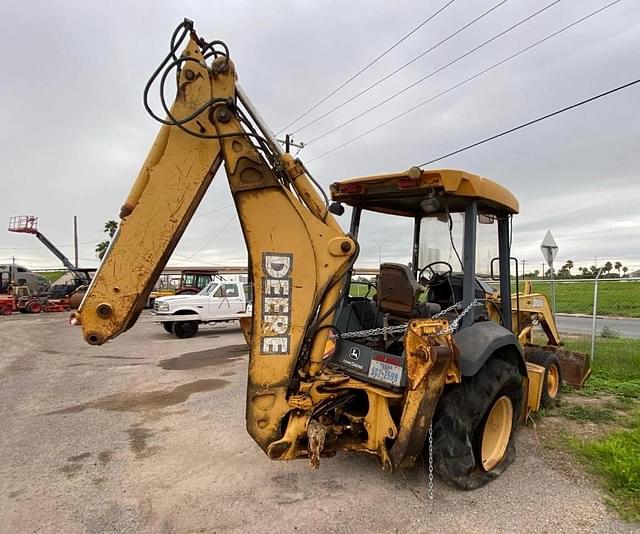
[{"xmin": 76, "ymin": 24, "xmax": 356, "ymax": 455}]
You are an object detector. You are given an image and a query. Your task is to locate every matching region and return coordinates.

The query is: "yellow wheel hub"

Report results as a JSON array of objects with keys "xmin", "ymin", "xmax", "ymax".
[
  {"xmin": 547, "ymin": 364, "xmax": 560, "ymax": 398},
  {"xmin": 481, "ymin": 395, "xmax": 513, "ymax": 471}
]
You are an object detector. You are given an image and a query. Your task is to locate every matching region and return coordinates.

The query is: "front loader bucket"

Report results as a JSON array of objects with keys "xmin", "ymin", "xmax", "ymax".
[{"xmin": 523, "ymin": 344, "xmax": 591, "ymax": 387}]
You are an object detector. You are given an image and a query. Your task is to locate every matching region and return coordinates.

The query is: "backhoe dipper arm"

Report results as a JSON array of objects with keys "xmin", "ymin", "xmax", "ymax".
[{"xmin": 76, "ymin": 22, "xmax": 356, "ymax": 454}]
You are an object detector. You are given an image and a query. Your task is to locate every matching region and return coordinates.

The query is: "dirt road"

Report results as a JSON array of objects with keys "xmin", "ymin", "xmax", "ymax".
[{"xmin": 0, "ymin": 314, "xmax": 635, "ymax": 533}]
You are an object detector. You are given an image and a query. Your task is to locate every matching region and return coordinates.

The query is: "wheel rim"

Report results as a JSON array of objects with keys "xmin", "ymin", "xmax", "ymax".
[
  {"xmin": 481, "ymin": 395, "xmax": 513, "ymax": 471},
  {"xmin": 547, "ymin": 364, "xmax": 560, "ymax": 398}
]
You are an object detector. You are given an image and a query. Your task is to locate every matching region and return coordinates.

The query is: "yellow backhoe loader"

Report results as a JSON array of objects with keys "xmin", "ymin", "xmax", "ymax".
[{"xmin": 74, "ymin": 20, "xmax": 589, "ymax": 490}]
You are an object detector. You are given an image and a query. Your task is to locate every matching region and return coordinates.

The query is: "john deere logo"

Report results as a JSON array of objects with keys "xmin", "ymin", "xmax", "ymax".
[{"xmin": 349, "ymin": 347, "xmax": 360, "ymax": 361}]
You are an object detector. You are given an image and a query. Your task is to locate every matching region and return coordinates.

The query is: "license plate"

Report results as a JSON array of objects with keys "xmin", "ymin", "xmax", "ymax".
[{"xmin": 368, "ymin": 359, "xmax": 402, "ymax": 387}]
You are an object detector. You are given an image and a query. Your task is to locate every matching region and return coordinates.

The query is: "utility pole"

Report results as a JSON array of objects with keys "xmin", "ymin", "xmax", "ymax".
[
  {"xmin": 373, "ymin": 241, "xmax": 388, "ymax": 266},
  {"xmin": 277, "ymin": 134, "xmax": 304, "ymax": 154},
  {"xmin": 73, "ymin": 216, "xmax": 79, "ymax": 268},
  {"xmin": 521, "ymin": 259, "xmax": 526, "ymax": 279}
]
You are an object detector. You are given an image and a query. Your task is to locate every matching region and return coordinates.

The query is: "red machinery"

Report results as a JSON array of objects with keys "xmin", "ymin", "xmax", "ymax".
[{"xmin": 0, "ymin": 295, "xmax": 14, "ymax": 315}]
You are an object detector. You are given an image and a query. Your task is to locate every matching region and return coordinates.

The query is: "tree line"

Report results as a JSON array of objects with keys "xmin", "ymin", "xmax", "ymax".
[{"xmin": 524, "ymin": 260, "xmax": 634, "ymax": 279}]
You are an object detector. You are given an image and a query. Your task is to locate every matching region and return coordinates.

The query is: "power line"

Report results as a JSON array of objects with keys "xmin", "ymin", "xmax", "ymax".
[
  {"xmin": 291, "ymin": 0, "xmax": 511, "ymax": 135},
  {"xmin": 305, "ymin": 0, "xmax": 563, "ymax": 146},
  {"xmin": 192, "ymin": 204, "xmax": 233, "ymax": 219},
  {"xmin": 180, "ymin": 214, "xmax": 236, "ymax": 260},
  {"xmin": 306, "ymin": 0, "xmax": 622, "ymax": 163},
  {"xmin": 418, "ymin": 77, "xmax": 640, "ymax": 166},
  {"xmin": 275, "ymin": 0, "xmax": 456, "ymax": 135}
]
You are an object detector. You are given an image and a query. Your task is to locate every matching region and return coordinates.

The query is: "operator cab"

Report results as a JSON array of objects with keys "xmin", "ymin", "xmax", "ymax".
[{"xmin": 330, "ymin": 167, "xmax": 518, "ymax": 390}]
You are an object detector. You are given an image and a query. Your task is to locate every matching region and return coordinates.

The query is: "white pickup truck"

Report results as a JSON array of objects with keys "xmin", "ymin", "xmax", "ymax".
[{"xmin": 152, "ymin": 280, "xmax": 251, "ymax": 338}]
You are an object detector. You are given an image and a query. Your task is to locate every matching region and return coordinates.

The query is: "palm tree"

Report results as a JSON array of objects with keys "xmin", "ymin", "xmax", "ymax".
[
  {"xmin": 104, "ymin": 220, "xmax": 118, "ymax": 238},
  {"xmin": 565, "ymin": 260, "xmax": 574, "ymax": 277},
  {"xmin": 615, "ymin": 261, "xmax": 622, "ymax": 277},
  {"xmin": 95, "ymin": 240, "xmax": 109, "ymax": 259},
  {"xmin": 623, "ymin": 266, "xmax": 629, "ymax": 277},
  {"xmin": 96, "ymin": 220, "xmax": 119, "ymax": 260},
  {"xmin": 604, "ymin": 261, "xmax": 613, "ymax": 276}
]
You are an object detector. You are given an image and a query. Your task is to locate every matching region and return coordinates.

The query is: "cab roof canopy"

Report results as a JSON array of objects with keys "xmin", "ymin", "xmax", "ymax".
[{"xmin": 330, "ymin": 168, "xmax": 519, "ymax": 218}]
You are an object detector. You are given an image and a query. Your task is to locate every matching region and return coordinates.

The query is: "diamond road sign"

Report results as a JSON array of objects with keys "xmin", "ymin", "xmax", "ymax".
[{"xmin": 540, "ymin": 230, "xmax": 558, "ymax": 267}]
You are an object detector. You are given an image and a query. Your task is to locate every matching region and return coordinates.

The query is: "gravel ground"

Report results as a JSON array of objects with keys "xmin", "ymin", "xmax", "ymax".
[{"xmin": 0, "ymin": 313, "xmax": 636, "ymax": 533}]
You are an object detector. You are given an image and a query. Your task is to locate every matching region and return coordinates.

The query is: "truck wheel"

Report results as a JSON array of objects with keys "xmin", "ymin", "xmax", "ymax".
[
  {"xmin": 527, "ymin": 351, "xmax": 562, "ymax": 407},
  {"xmin": 431, "ymin": 358, "xmax": 523, "ymax": 490},
  {"xmin": 1, "ymin": 306, "xmax": 12, "ymax": 315},
  {"xmin": 172, "ymin": 321, "xmax": 198, "ymax": 339},
  {"xmin": 162, "ymin": 322, "xmax": 174, "ymax": 334},
  {"xmin": 27, "ymin": 301, "xmax": 43, "ymax": 313}
]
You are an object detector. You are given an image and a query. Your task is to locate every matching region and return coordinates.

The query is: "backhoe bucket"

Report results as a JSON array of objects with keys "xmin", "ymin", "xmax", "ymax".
[{"xmin": 523, "ymin": 344, "xmax": 591, "ymax": 387}]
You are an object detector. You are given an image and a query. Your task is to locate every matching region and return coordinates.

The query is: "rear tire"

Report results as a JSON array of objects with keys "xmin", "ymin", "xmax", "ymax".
[
  {"xmin": 27, "ymin": 301, "xmax": 42, "ymax": 313},
  {"xmin": 172, "ymin": 321, "xmax": 198, "ymax": 339},
  {"xmin": 162, "ymin": 322, "xmax": 174, "ymax": 334},
  {"xmin": 431, "ymin": 358, "xmax": 523, "ymax": 490},
  {"xmin": 527, "ymin": 351, "xmax": 562, "ymax": 407}
]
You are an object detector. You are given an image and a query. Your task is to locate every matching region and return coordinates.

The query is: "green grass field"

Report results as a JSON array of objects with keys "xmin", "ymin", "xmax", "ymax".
[
  {"xmin": 351, "ymin": 278, "xmax": 640, "ymax": 318},
  {"xmin": 349, "ymin": 282, "xmax": 376, "ymax": 298},
  {"xmin": 529, "ymin": 279, "xmax": 640, "ymax": 318},
  {"xmin": 558, "ymin": 336, "xmax": 640, "ymax": 521}
]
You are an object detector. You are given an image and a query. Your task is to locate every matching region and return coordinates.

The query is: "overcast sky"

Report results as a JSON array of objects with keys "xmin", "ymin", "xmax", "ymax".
[{"xmin": 1, "ymin": 0, "xmax": 639, "ymax": 275}]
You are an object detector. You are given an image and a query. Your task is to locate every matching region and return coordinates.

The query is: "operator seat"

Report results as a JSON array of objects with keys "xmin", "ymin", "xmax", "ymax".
[{"xmin": 377, "ymin": 263, "xmax": 440, "ymax": 318}]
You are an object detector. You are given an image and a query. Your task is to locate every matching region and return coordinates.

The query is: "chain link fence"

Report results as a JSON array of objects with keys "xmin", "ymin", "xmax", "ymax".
[{"xmin": 524, "ymin": 277, "xmax": 640, "ymax": 340}]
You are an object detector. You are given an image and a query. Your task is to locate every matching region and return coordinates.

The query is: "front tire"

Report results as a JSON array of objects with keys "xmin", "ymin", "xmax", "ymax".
[
  {"xmin": 172, "ymin": 321, "xmax": 198, "ymax": 339},
  {"xmin": 431, "ymin": 358, "xmax": 523, "ymax": 490},
  {"xmin": 527, "ymin": 351, "xmax": 562, "ymax": 407},
  {"xmin": 162, "ymin": 322, "xmax": 174, "ymax": 334}
]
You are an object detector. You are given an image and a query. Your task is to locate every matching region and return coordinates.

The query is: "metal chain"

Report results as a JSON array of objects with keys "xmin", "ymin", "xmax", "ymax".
[
  {"xmin": 338, "ymin": 299, "xmax": 480, "ymax": 339},
  {"xmin": 338, "ymin": 300, "xmax": 482, "ymax": 501},
  {"xmin": 338, "ymin": 323, "xmax": 407, "ymax": 339},
  {"xmin": 439, "ymin": 298, "xmax": 481, "ymax": 334},
  {"xmin": 428, "ymin": 423, "xmax": 434, "ymax": 500}
]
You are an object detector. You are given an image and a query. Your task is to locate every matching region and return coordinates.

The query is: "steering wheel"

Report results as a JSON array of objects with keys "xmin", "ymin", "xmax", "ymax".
[{"xmin": 418, "ymin": 261, "xmax": 453, "ymax": 286}]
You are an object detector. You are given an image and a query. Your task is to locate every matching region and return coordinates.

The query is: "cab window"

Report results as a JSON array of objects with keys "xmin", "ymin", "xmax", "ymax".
[{"xmin": 223, "ymin": 284, "xmax": 239, "ymax": 298}]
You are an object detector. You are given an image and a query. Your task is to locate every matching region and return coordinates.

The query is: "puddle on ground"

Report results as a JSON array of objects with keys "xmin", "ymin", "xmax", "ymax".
[
  {"xmin": 92, "ymin": 356, "xmax": 147, "ymax": 360},
  {"xmin": 67, "ymin": 362, "xmax": 148, "ymax": 369},
  {"xmin": 67, "ymin": 452, "xmax": 91, "ymax": 462},
  {"xmin": 45, "ymin": 379, "xmax": 229, "ymax": 415},
  {"xmin": 98, "ymin": 450, "xmax": 112, "ymax": 464},
  {"xmin": 159, "ymin": 344, "xmax": 248, "ymax": 371},
  {"xmin": 60, "ymin": 451, "xmax": 92, "ymax": 478},
  {"xmin": 61, "ymin": 463, "xmax": 83, "ymax": 478},
  {"xmin": 126, "ymin": 426, "xmax": 157, "ymax": 458}
]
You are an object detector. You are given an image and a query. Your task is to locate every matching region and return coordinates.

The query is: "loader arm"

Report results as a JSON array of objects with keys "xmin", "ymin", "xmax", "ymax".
[{"xmin": 76, "ymin": 22, "xmax": 356, "ymax": 453}]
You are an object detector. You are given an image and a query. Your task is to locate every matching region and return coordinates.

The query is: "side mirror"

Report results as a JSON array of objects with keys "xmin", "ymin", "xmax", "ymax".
[{"xmin": 329, "ymin": 202, "xmax": 345, "ymax": 216}]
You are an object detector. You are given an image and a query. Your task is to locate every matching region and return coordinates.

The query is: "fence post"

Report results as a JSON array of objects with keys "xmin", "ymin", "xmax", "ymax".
[
  {"xmin": 590, "ymin": 267, "xmax": 604, "ymax": 364},
  {"xmin": 550, "ymin": 265, "xmax": 556, "ymax": 322}
]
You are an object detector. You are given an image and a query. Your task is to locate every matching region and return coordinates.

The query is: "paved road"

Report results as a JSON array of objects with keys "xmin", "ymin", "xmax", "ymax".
[
  {"xmin": 0, "ymin": 315, "xmax": 635, "ymax": 533},
  {"xmin": 557, "ymin": 314, "xmax": 640, "ymax": 339}
]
